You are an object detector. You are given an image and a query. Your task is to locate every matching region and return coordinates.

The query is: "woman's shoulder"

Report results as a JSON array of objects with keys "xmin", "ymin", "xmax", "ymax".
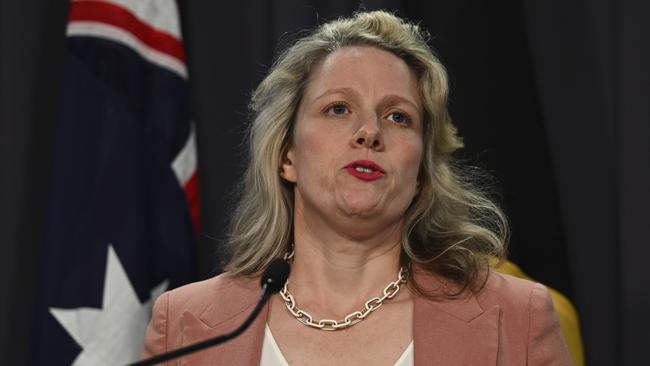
[
  {"xmin": 480, "ymin": 270, "xmax": 572, "ymax": 363},
  {"xmin": 142, "ymin": 272, "xmax": 262, "ymax": 358},
  {"xmin": 477, "ymin": 269, "xmax": 553, "ymax": 311},
  {"xmin": 476, "ymin": 270, "xmax": 561, "ymax": 345},
  {"xmin": 413, "ymin": 265, "xmax": 549, "ymax": 306},
  {"xmin": 413, "ymin": 267, "xmax": 555, "ymax": 321},
  {"xmin": 155, "ymin": 272, "xmax": 261, "ymax": 320},
  {"xmin": 411, "ymin": 267, "xmax": 570, "ymax": 364}
]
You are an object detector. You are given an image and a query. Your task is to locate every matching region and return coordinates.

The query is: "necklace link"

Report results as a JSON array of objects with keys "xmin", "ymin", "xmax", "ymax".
[{"xmin": 280, "ymin": 264, "xmax": 408, "ymax": 331}]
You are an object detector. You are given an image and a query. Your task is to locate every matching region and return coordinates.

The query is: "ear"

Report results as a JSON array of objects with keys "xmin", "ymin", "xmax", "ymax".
[{"xmin": 280, "ymin": 147, "xmax": 297, "ymax": 183}]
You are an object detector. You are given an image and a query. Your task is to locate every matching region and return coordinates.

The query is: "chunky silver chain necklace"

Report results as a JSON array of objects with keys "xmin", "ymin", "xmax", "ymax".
[{"xmin": 279, "ymin": 251, "xmax": 408, "ymax": 331}]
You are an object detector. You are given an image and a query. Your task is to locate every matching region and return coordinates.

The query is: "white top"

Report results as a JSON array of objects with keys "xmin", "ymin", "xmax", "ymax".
[{"xmin": 260, "ymin": 324, "xmax": 414, "ymax": 366}]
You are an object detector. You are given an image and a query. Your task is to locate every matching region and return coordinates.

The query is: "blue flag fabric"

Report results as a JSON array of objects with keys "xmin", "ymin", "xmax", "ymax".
[{"xmin": 30, "ymin": 1, "xmax": 195, "ymax": 364}]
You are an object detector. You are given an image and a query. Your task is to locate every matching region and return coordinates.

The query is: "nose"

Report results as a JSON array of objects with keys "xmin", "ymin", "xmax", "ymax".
[{"xmin": 350, "ymin": 116, "xmax": 384, "ymax": 151}]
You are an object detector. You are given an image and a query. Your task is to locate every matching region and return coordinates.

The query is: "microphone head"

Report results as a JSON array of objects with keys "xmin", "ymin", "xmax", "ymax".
[{"xmin": 260, "ymin": 258, "xmax": 290, "ymax": 294}]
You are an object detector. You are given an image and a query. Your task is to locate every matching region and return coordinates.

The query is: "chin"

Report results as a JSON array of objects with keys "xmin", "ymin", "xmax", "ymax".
[
  {"xmin": 338, "ymin": 201, "xmax": 382, "ymax": 217},
  {"xmin": 337, "ymin": 192, "xmax": 383, "ymax": 212},
  {"xmin": 341, "ymin": 209, "xmax": 379, "ymax": 220},
  {"xmin": 334, "ymin": 212, "xmax": 403, "ymax": 242},
  {"xmin": 339, "ymin": 202, "xmax": 401, "ymax": 224}
]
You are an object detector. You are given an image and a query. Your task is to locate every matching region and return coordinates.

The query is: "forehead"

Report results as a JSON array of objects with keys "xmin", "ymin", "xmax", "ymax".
[{"xmin": 303, "ymin": 46, "xmax": 421, "ymax": 105}]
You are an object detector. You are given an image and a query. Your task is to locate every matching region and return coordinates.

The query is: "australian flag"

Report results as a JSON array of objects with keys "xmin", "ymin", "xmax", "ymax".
[{"xmin": 31, "ymin": 0, "xmax": 197, "ymax": 364}]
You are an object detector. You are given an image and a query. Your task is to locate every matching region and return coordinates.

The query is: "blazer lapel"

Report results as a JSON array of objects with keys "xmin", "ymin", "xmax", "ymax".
[
  {"xmin": 178, "ymin": 276, "xmax": 267, "ymax": 366},
  {"xmin": 413, "ymin": 271, "xmax": 501, "ymax": 366}
]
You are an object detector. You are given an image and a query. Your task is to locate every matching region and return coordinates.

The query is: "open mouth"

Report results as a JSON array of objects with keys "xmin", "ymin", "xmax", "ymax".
[
  {"xmin": 354, "ymin": 166, "xmax": 376, "ymax": 173},
  {"xmin": 344, "ymin": 160, "xmax": 386, "ymax": 181}
]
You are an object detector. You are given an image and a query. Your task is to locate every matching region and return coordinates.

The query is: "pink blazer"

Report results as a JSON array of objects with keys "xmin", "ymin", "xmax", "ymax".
[{"xmin": 142, "ymin": 269, "xmax": 571, "ymax": 365}]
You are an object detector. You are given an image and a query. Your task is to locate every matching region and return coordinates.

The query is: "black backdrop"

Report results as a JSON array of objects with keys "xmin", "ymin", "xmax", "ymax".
[{"xmin": 1, "ymin": 0, "xmax": 648, "ymax": 365}]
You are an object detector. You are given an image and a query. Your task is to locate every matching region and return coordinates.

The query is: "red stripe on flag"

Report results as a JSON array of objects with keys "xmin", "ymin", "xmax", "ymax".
[
  {"xmin": 184, "ymin": 172, "xmax": 200, "ymax": 239},
  {"xmin": 69, "ymin": 1, "xmax": 185, "ymax": 63}
]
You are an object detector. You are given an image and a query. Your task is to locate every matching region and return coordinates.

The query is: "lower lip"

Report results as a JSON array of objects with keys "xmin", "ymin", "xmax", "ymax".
[{"xmin": 345, "ymin": 167, "xmax": 385, "ymax": 181}]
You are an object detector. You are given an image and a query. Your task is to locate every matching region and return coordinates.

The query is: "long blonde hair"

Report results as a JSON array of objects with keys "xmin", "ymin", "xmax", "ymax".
[{"xmin": 225, "ymin": 10, "xmax": 508, "ymax": 297}]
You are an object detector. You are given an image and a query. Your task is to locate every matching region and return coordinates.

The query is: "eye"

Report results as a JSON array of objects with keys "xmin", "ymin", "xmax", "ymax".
[
  {"xmin": 386, "ymin": 111, "xmax": 409, "ymax": 125},
  {"xmin": 324, "ymin": 103, "xmax": 350, "ymax": 115}
]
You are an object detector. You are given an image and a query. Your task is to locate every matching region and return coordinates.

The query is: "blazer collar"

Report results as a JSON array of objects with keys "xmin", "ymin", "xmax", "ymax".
[{"xmin": 179, "ymin": 271, "xmax": 500, "ymax": 366}]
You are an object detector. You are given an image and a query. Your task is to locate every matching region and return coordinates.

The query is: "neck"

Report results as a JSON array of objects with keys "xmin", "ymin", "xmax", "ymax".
[{"xmin": 285, "ymin": 205, "xmax": 407, "ymax": 318}]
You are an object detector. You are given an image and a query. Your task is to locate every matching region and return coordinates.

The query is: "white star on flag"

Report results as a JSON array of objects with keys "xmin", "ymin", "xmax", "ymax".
[{"xmin": 50, "ymin": 244, "xmax": 168, "ymax": 366}]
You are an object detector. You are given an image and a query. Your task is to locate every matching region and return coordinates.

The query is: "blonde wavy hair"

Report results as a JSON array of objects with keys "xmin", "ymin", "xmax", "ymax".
[{"xmin": 225, "ymin": 10, "xmax": 508, "ymax": 297}]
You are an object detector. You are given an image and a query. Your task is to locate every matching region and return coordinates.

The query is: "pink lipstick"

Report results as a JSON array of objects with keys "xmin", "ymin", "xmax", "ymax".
[{"xmin": 344, "ymin": 160, "xmax": 386, "ymax": 181}]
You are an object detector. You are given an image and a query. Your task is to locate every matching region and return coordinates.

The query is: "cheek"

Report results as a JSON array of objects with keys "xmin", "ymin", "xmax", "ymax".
[
  {"xmin": 301, "ymin": 135, "xmax": 328, "ymax": 157},
  {"xmin": 292, "ymin": 134, "xmax": 333, "ymax": 181},
  {"xmin": 400, "ymin": 142, "xmax": 424, "ymax": 200},
  {"xmin": 294, "ymin": 123, "xmax": 342, "ymax": 169},
  {"xmin": 403, "ymin": 139, "xmax": 424, "ymax": 181}
]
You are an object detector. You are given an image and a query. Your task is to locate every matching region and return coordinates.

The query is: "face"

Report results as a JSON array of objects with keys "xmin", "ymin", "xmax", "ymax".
[{"xmin": 281, "ymin": 46, "xmax": 423, "ymax": 235}]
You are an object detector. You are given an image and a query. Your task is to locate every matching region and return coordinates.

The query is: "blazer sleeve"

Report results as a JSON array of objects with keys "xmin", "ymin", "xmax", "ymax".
[
  {"xmin": 528, "ymin": 283, "xmax": 572, "ymax": 365},
  {"xmin": 142, "ymin": 291, "xmax": 169, "ymax": 359}
]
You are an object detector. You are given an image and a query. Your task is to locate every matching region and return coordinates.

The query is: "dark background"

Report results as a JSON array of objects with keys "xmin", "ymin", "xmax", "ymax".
[{"xmin": 1, "ymin": 0, "xmax": 648, "ymax": 364}]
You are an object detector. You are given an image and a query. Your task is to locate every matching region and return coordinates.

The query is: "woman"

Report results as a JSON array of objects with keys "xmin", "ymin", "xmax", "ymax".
[{"xmin": 143, "ymin": 11, "xmax": 571, "ymax": 365}]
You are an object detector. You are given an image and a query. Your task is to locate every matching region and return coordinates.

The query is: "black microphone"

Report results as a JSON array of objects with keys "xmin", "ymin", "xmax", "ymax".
[
  {"xmin": 127, "ymin": 258, "xmax": 290, "ymax": 366},
  {"xmin": 259, "ymin": 258, "xmax": 291, "ymax": 293}
]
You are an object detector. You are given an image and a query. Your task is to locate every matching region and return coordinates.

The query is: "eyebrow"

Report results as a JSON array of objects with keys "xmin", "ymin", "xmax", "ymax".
[
  {"xmin": 313, "ymin": 87, "xmax": 420, "ymax": 111},
  {"xmin": 312, "ymin": 87, "xmax": 361, "ymax": 102},
  {"xmin": 378, "ymin": 94, "xmax": 420, "ymax": 112}
]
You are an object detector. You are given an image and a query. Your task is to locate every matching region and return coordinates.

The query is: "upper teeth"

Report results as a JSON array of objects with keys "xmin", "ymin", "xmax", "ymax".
[{"xmin": 355, "ymin": 166, "xmax": 374, "ymax": 173}]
